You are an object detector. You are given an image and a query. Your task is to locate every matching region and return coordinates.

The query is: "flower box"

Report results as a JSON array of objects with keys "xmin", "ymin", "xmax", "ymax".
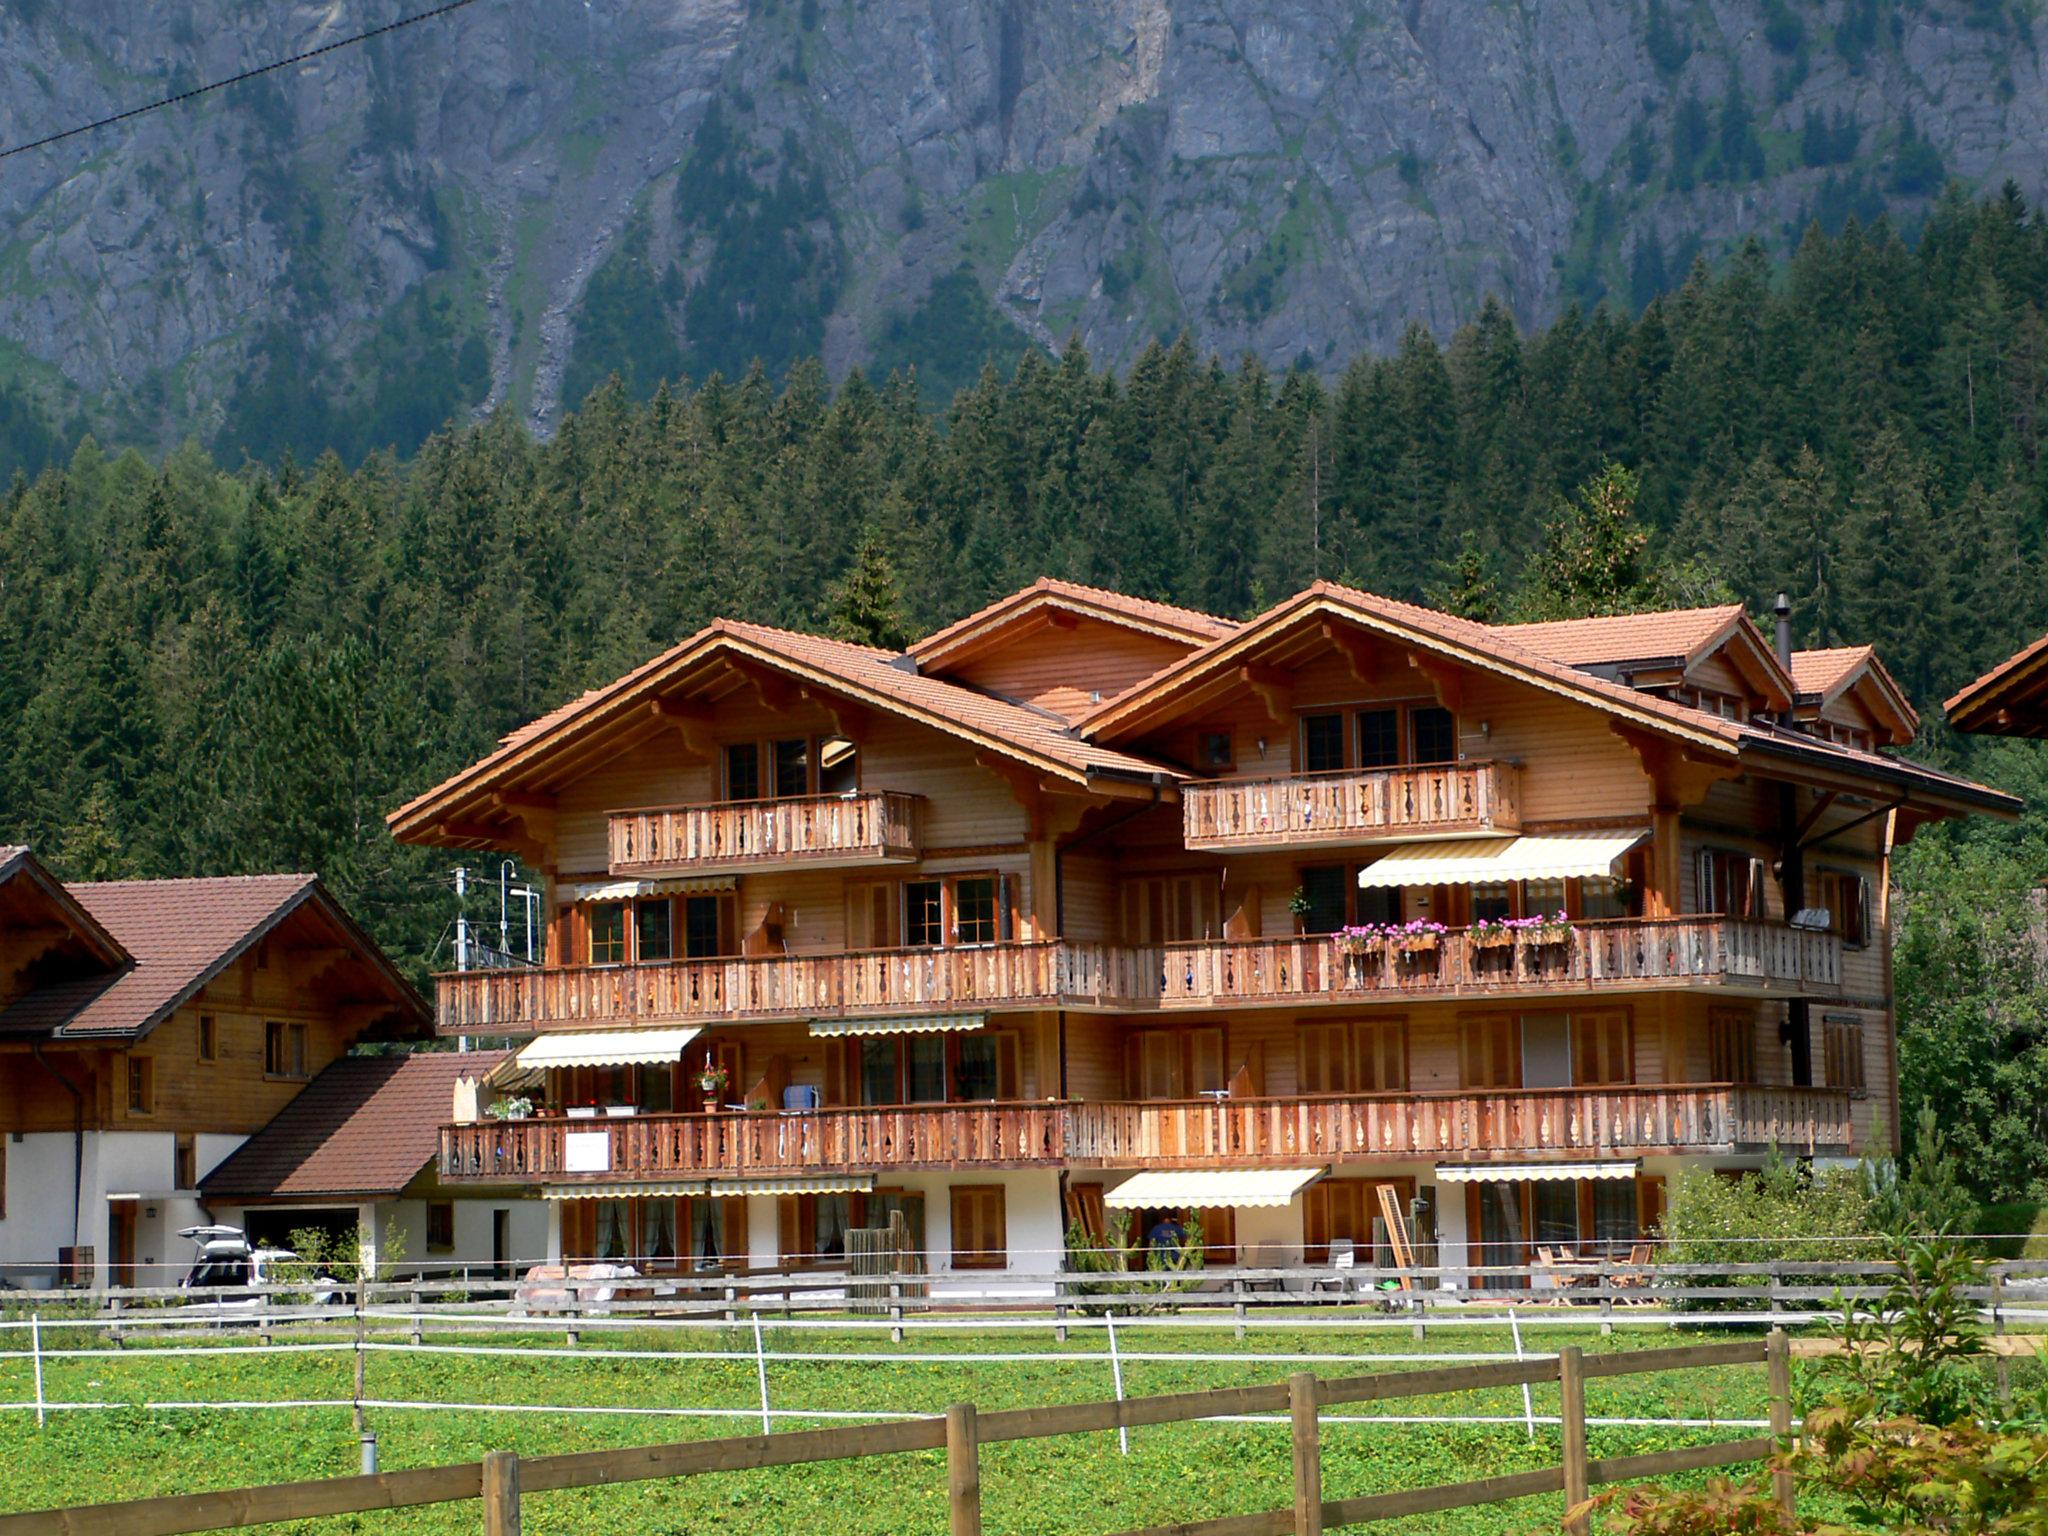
[{"xmin": 1470, "ymin": 928, "xmax": 1516, "ymax": 950}]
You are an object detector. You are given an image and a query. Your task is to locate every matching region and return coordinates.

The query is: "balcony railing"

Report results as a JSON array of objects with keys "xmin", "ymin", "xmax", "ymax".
[
  {"xmin": 608, "ymin": 791, "xmax": 924, "ymax": 876},
  {"xmin": 435, "ymin": 919, "xmax": 1840, "ymax": 1032},
  {"xmin": 440, "ymin": 1102, "xmax": 1067, "ymax": 1184},
  {"xmin": 438, "ymin": 1085, "xmax": 1853, "ymax": 1184},
  {"xmin": 1181, "ymin": 761, "xmax": 1521, "ymax": 851},
  {"xmin": 1062, "ymin": 1084, "xmax": 1855, "ymax": 1166}
]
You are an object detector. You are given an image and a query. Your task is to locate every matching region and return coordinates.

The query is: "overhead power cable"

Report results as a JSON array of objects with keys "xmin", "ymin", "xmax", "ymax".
[{"xmin": 0, "ymin": 0, "xmax": 485, "ymax": 162}]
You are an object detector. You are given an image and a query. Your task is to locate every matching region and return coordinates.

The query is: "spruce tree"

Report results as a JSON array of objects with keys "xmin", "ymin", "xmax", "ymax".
[{"xmin": 821, "ymin": 525, "xmax": 911, "ymax": 649}]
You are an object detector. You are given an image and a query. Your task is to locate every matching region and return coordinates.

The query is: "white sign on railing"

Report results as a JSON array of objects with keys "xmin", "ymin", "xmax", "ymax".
[{"xmin": 563, "ymin": 1131, "xmax": 612, "ymax": 1173}]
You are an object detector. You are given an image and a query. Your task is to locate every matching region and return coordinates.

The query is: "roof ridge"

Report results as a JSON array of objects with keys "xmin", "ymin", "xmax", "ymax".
[{"xmin": 63, "ymin": 871, "xmax": 319, "ymax": 890}]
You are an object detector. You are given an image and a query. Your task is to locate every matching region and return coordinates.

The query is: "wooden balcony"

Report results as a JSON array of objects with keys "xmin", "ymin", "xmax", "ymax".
[
  {"xmin": 1062, "ymin": 1084, "xmax": 1856, "ymax": 1167},
  {"xmin": 608, "ymin": 791, "xmax": 924, "ymax": 876},
  {"xmin": 1181, "ymin": 761, "xmax": 1521, "ymax": 851},
  {"xmin": 434, "ymin": 919, "xmax": 1841, "ymax": 1032},
  {"xmin": 439, "ymin": 1102, "xmax": 1067, "ymax": 1185},
  {"xmin": 438, "ymin": 1085, "xmax": 1853, "ymax": 1185}
]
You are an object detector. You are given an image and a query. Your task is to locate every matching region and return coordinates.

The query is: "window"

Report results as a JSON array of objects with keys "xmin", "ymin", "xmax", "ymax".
[
  {"xmin": 1355, "ymin": 883, "xmax": 1402, "ymax": 926},
  {"xmin": 1817, "ymin": 869, "xmax": 1870, "ymax": 948},
  {"xmin": 126, "ymin": 1056, "xmax": 154, "ymax": 1115},
  {"xmin": 264, "ymin": 1021, "xmax": 308, "ymax": 1078},
  {"xmin": 1531, "ymin": 1180, "xmax": 1580, "ymax": 1249},
  {"xmin": 810, "ymin": 1193, "xmax": 852, "ymax": 1264},
  {"xmin": 1470, "ymin": 881, "xmax": 1513, "ymax": 924},
  {"xmin": 426, "ymin": 1202, "xmax": 455, "ymax": 1254},
  {"xmin": 1298, "ymin": 864, "xmax": 1350, "ymax": 935},
  {"xmin": 954, "ymin": 877, "xmax": 998, "ymax": 945},
  {"xmin": 1298, "ymin": 1022, "xmax": 1348, "ymax": 1094},
  {"xmin": 1822, "ymin": 1014, "xmax": 1868, "ymax": 1094},
  {"xmin": 1128, "ymin": 1026, "xmax": 1225, "ymax": 1099},
  {"xmin": 1708, "ymin": 1007, "xmax": 1758, "ymax": 1084},
  {"xmin": 724, "ymin": 742, "xmax": 761, "ymax": 801},
  {"xmin": 1697, "ymin": 848, "xmax": 1765, "ymax": 918},
  {"xmin": 904, "ymin": 880, "xmax": 944, "ymax": 947},
  {"xmin": 854, "ymin": 1031, "xmax": 1019, "ymax": 1104},
  {"xmin": 818, "ymin": 735, "xmax": 859, "ymax": 794},
  {"xmin": 1197, "ymin": 730, "xmax": 1234, "ymax": 770},
  {"xmin": 951, "ymin": 1185, "xmax": 1007, "ymax": 1269},
  {"xmin": 1572, "ymin": 1010, "xmax": 1633, "ymax": 1086},
  {"xmin": 1356, "ymin": 708, "xmax": 1401, "ymax": 768},
  {"xmin": 635, "ymin": 899, "xmax": 673, "ymax": 963},
  {"xmin": 1581, "ymin": 877, "xmax": 1633, "ymax": 920},
  {"xmin": 1591, "ymin": 1180, "xmax": 1638, "ymax": 1253},
  {"xmin": 587, "ymin": 902, "xmax": 627, "ymax": 965},
  {"xmin": 1524, "ymin": 879, "xmax": 1567, "ymax": 920},
  {"xmin": 1410, "ymin": 706, "xmax": 1456, "ymax": 764},
  {"xmin": 682, "ymin": 895, "xmax": 726, "ymax": 958},
  {"xmin": 1355, "ymin": 1018, "xmax": 1408, "ymax": 1092},
  {"xmin": 772, "ymin": 738, "xmax": 810, "ymax": 798},
  {"xmin": 197, "ymin": 1015, "xmax": 218, "ymax": 1063},
  {"xmin": 1300, "ymin": 1019, "xmax": 1408, "ymax": 1093},
  {"xmin": 174, "ymin": 1134, "xmax": 196, "ymax": 1190},
  {"xmin": 1302, "ymin": 713, "xmax": 1346, "ymax": 772}
]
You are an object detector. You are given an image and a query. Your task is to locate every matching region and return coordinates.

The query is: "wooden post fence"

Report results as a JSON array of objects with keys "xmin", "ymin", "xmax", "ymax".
[
  {"xmin": 1559, "ymin": 1345, "xmax": 1588, "ymax": 1536},
  {"xmin": 1767, "ymin": 1329, "xmax": 1796, "ymax": 1518},
  {"xmin": 0, "ymin": 1339, "xmax": 1797, "ymax": 1536},
  {"xmin": 946, "ymin": 1402, "xmax": 982, "ymax": 1536},
  {"xmin": 1289, "ymin": 1373, "xmax": 1323, "ymax": 1536}
]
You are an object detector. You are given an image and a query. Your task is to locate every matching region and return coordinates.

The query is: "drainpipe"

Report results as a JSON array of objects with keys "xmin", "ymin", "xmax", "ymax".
[{"xmin": 30, "ymin": 1042, "xmax": 87, "ymax": 1260}]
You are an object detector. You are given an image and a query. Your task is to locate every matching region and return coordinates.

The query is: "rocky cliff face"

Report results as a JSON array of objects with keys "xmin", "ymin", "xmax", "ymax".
[{"xmin": 0, "ymin": 0, "xmax": 2041, "ymax": 452}]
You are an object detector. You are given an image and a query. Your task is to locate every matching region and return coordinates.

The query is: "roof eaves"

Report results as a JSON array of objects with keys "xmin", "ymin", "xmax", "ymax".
[{"xmin": 1737, "ymin": 729, "xmax": 2020, "ymax": 816}]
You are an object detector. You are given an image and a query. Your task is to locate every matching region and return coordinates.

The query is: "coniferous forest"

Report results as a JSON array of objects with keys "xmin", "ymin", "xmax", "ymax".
[{"xmin": 9, "ymin": 190, "xmax": 2048, "ymax": 1194}]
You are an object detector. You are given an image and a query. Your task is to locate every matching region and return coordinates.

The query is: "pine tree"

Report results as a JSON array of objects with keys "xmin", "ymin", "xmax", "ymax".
[
  {"xmin": 1516, "ymin": 463, "xmax": 1668, "ymax": 619},
  {"xmin": 52, "ymin": 780, "xmax": 126, "ymax": 880},
  {"xmin": 821, "ymin": 525, "xmax": 910, "ymax": 649}
]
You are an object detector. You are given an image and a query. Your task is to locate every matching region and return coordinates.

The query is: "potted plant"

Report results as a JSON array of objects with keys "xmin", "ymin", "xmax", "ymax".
[
  {"xmin": 1469, "ymin": 916, "xmax": 1516, "ymax": 950},
  {"xmin": 1287, "ymin": 886, "xmax": 1312, "ymax": 933},
  {"xmin": 1525, "ymin": 910, "xmax": 1573, "ymax": 947},
  {"xmin": 696, "ymin": 1056, "xmax": 730, "ymax": 1105},
  {"xmin": 1393, "ymin": 918, "xmax": 1446, "ymax": 956},
  {"xmin": 1330, "ymin": 924, "xmax": 1386, "ymax": 959},
  {"xmin": 486, "ymin": 1095, "xmax": 533, "ymax": 1121}
]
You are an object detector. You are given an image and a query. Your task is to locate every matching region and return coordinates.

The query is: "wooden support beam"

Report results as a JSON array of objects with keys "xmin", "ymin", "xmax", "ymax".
[
  {"xmin": 1322, "ymin": 623, "xmax": 1378, "ymax": 691},
  {"xmin": 650, "ymin": 698, "xmax": 718, "ymax": 760},
  {"xmin": 1406, "ymin": 650, "xmax": 1465, "ymax": 716},
  {"xmin": 492, "ymin": 790, "xmax": 556, "ymax": 812},
  {"xmin": 726, "ymin": 660, "xmax": 797, "ymax": 714},
  {"xmin": 800, "ymin": 686, "xmax": 872, "ymax": 741},
  {"xmin": 1790, "ymin": 790, "xmax": 1840, "ymax": 848},
  {"xmin": 1239, "ymin": 664, "xmax": 1294, "ymax": 730}
]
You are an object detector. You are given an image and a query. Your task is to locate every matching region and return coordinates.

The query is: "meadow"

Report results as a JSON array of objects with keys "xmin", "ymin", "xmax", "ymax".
[{"xmin": 0, "ymin": 1309, "xmax": 1972, "ymax": 1535}]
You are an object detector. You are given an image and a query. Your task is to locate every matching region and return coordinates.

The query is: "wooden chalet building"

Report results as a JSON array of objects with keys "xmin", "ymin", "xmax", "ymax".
[
  {"xmin": 0, "ymin": 849, "xmax": 428, "ymax": 1287},
  {"xmin": 392, "ymin": 579, "xmax": 2015, "ymax": 1286}
]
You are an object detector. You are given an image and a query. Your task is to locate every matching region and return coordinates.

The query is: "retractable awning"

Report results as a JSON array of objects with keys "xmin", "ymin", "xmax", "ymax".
[
  {"xmin": 513, "ymin": 1026, "xmax": 702, "ymax": 1071},
  {"xmin": 1103, "ymin": 1168, "xmax": 1325, "ymax": 1210},
  {"xmin": 564, "ymin": 876, "xmax": 737, "ymax": 902},
  {"xmin": 704, "ymin": 1176, "xmax": 875, "ymax": 1198},
  {"xmin": 539, "ymin": 1175, "xmax": 876, "ymax": 1201},
  {"xmin": 1357, "ymin": 831, "xmax": 1647, "ymax": 889},
  {"xmin": 808, "ymin": 1014, "xmax": 985, "ymax": 1038},
  {"xmin": 1435, "ymin": 1160, "xmax": 1640, "ymax": 1183}
]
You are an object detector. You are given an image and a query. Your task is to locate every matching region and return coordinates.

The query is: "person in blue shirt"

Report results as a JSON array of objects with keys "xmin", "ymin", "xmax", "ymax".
[{"xmin": 1146, "ymin": 1213, "xmax": 1187, "ymax": 1253}]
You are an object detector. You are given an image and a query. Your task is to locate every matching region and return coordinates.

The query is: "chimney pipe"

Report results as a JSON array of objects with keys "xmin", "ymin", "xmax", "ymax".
[{"xmin": 1773, "ymin": 592, "xmax": 1793, "ymax": 669}]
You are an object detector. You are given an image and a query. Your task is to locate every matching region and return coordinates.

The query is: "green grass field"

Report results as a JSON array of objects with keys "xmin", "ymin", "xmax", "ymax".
[{"xmin": 0, "ymin": 1312, "xmax": 2016, "ymax": 1534}]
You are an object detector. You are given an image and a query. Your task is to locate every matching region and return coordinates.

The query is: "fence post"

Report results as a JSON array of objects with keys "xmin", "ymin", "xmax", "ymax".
[
  {"xmin": 1992, "ymin": 1272, "xmax": 2012, "ymax": 1407},
  {"xmin": 353, "ymin": 1298, "xmax": 368, "ymax": 1434},
  {"xmin": 1411, "ymin": 1286, "xmax": 1426, "ymax": 1343},
  {"xmin": 110, "ymin": 1292, "xmax": 124, "ymax": 1350},
  {"xmin": 752, "ymin": 1314, "xmax": 773, "ymax": 1434},
  {"xmin": 1289, "ymin": 1372, "xmax": 1323, "ymax": 1536},
  {"xmin": 482, "ymin": 1449, "xmax": 521, "ymax": 1536},
  {"xmin": 1559, "ymin": 1345, "xmax": 1589, "ymax": 1536},
  {"xmin": 945, "ymin": 1402, "xmax": 982, "ymax": 1536},
  {"xmin": 1598, "ymin": 1261, "xmax": 1614, "ymax": 1338},
  {"xmin": 1233, "ymin": 1277, "xmax": 1247, "ymax": 1342},
  {"xmin": 30, "ymin": 1312, "xmax": 45, "ymax": 1429},
  {"xmin": 1104, "ymin": 1310, "xmax": 1129, "ymax": 1457},
  {"xmin": 1767, "ymin": 1327, "xmax": 1796, "ymax": 1519}
]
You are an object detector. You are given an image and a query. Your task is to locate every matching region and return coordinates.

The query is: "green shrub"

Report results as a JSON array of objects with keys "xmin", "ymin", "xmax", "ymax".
[{"xmin": 1660, "ymin": 1155, "xmax": 1873, "ymax": 1306}]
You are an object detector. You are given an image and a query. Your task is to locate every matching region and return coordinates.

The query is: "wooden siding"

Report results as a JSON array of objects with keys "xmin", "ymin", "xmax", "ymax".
[{"xmin": 940, "ymin": 618, "xmax": 1194, "ymax": 721}]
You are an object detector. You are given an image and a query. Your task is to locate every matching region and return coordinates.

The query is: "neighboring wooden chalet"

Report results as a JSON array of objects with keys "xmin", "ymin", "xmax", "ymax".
[
  {"xmin": 0, "ymin": 849, "xmax": 427, "ymax": 1287},
  {"xmin": 1947, "ymin": 630, "xmax": 2048, "ymax": 738},
  {"xmin": 390, "ymin": 578, "xmax": 2015, "ymax": 1288},
  {"xmin": 200, "ymin": 1050, "xmax": 545, "ymax": 1277}
]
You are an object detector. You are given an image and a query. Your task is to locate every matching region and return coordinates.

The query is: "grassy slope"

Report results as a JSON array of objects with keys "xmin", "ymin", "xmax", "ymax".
[{"xmin": 0, "ymin": 1316, "xmax": 1973, "ymax": 1533}]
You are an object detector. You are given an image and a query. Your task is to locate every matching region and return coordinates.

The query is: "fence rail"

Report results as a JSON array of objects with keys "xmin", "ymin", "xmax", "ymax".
[
  {"xmin": 608, "ymin": 790, "xmax": 925, "ymax": 875},
  {"xmin": 1180, "ymin": 761, "xmax": 1522, "ymax": 850},
  {"xmin": 0, "ymin": 1335, "xmax": 1791, "ymax": 1536}
]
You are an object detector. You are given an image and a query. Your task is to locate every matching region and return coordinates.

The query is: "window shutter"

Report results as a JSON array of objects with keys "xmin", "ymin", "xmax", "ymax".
[
  {"xmin": 995, "ymin": 1031, "xmax": 1021, "ymax": 1099},
  {"xmin": 723, "ymin": 1199, "xmax": 749, "ymax": 1265},
  {"xmin": 1695, "ymin": 849, "xmax": 1714, "ymax": 913},
  {"xmin": 1190, "ymin": 1027, "xmax": 1225, "ymax": 1094},
  {"xmin": 776, "ymin": 1197, "xmax": 802, "ymax": 1266},
  {"xmin": 1746, "ymin": 858, "xmax": 1768, "ymax": 919}
]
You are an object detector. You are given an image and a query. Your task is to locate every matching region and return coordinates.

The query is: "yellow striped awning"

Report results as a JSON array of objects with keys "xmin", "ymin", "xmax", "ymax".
[
  {"xmin": 808, "ymin": 1014, "xmax": 985, "ymax": 1038},
  {"xmin": 1103, "ymin": 1168, "xmax": 1324, "ymax": 1210},
  {"xmin": 1356, "ymin": 831, "xmax": 1647, "ymax": 888},
  {"xmin": 1435, "ymin": 1160, "xmax": 1639, "ymax": 1183},
  {"xmin": 513, "ymin": 1026, "xmax": 702, "ymax": 1071},
  {"xmin": 565, "ymin": 877, "xmax": 737, "ymax": 902},
  {"xmin": 703, "ymin": 1176, "xmax": 876, "ymax": 1198},
  {"xmin": 540, "ymin": 1183, "xmax": 702, "ymax": 1201}
]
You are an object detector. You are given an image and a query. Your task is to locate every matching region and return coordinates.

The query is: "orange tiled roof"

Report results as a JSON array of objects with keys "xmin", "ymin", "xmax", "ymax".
[
  {"xmin": 390, "ymin": 616, "xmax": 1181, "ymax": 836},
  {"xmin": 201, "ymin": 1050, "xmax": 511, "ymax": 1200},
  {"xmin": 1789, "ymin": 646, "xmax": 1872, "ymax": 698},
  {"xmin": 0, "ymin": 872, "xmax": 425, "ymax": 1041},
  {"xmin": 1495, "ymin": 606, "xmax": 1747, "ymax": 667},
  {"xmin": 1947, "ymin": 629, "xmax": 2048, "ymax": 730},
  {"xmin": 910, "ymin": 577, "xmax": 1238, "ymax": 660}
]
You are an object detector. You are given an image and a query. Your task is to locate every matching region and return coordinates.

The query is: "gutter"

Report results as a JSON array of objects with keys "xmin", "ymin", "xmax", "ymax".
[
  {"xmin": 29, "ymin": 1041, "xmax": 86, "ymax": 1256},
  {"xmin": 1741, "ymin": 735, "xmax": 2022, "ymax": 818}
]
